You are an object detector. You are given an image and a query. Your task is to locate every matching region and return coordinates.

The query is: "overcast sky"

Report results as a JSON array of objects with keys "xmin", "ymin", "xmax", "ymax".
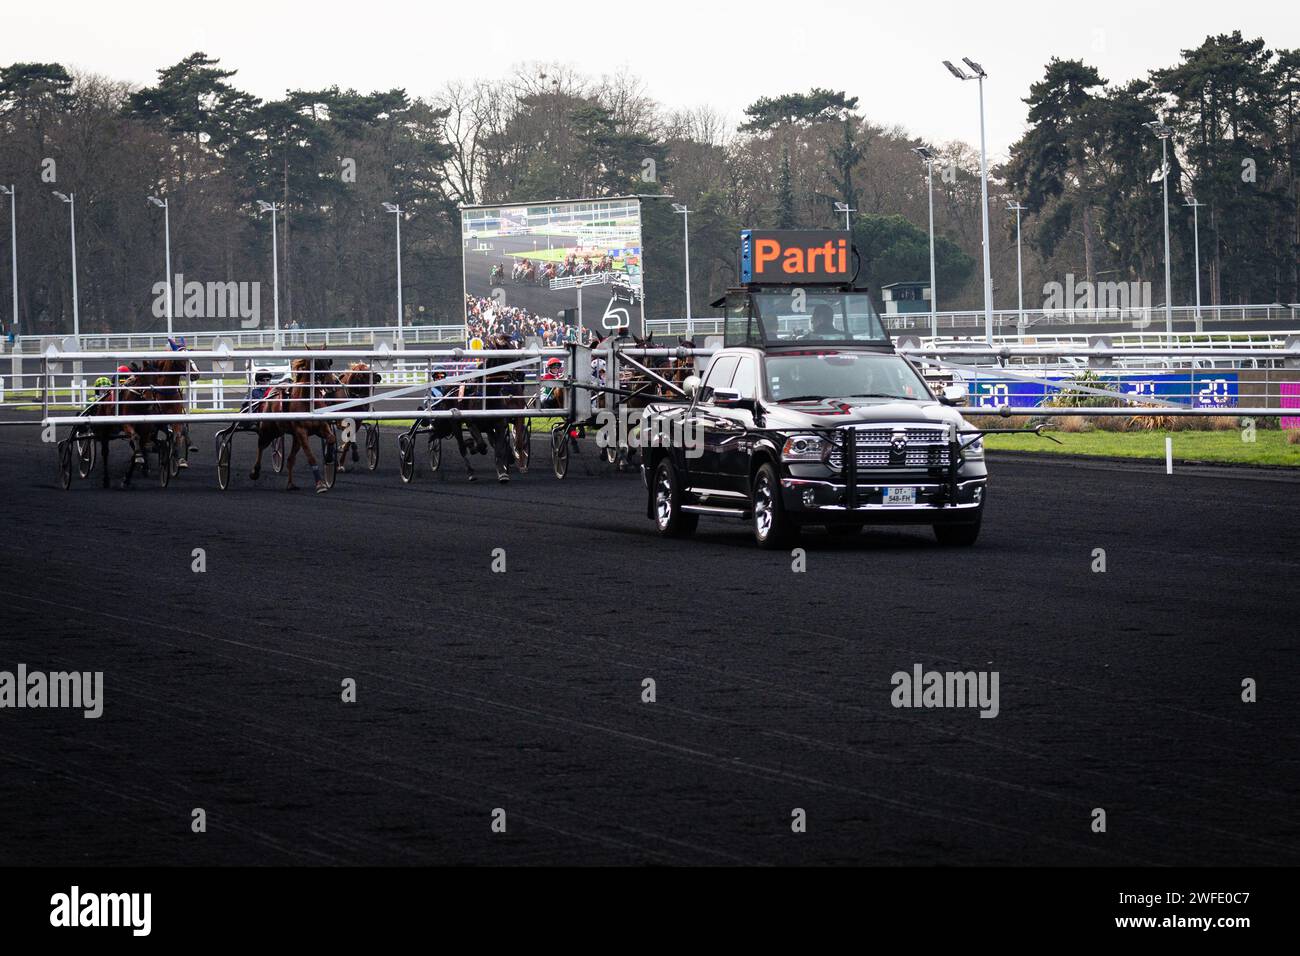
[{"xmin": 3, "ymin": 0, "xmax": 1298, "ymax": 160}]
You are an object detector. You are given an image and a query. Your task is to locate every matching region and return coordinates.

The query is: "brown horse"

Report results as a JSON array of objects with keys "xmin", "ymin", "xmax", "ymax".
[
  {"xmin": 467, "ymin": 331, "xmax": 529, "ymax": 481},
  {"xmin": 129, "ymin": 355, "xmax": 192, "ymax": 470},
  {"xmin": 79, "ymin": 373, "xmax": 160, "ymax": 488},
  {"xmin": 331, "ymin": 361, "xmax": 378, "ymax": 471},
  {"xmin": 249, "ymin": 352, "xmax": 337, "ymax": 493},
  {"xmin": 596, "ymin": 333, "xmax": 695, "ymax": 470},
  {"xmin": 659, "ymin": 337, "xmax": 698, "ymax": 396}
]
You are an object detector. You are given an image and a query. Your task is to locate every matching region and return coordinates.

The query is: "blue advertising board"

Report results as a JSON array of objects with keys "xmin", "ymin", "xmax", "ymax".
[{"xmin": 966, "ymin": 373, "xmax": 1239, "ymax": 409}]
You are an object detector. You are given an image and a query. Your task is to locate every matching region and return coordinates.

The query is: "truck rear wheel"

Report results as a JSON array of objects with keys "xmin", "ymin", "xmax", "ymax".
[{"xmin": 653, "ymin": 459, "xmax": 697, "ymax": 538}]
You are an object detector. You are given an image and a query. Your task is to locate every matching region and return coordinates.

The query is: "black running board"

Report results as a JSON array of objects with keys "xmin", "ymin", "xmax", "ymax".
[{"xmin": 682, "ymin": 504, "xmax": 750, "ymax": 519}]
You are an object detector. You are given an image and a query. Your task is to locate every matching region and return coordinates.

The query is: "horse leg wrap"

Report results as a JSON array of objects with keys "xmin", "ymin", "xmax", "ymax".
[{"xmin": 311, "ymin": 464, "xmax": 322, "ymax": 483}]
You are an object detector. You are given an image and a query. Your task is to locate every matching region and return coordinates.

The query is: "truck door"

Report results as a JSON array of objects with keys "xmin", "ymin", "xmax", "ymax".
[
  {"xmin": 715, "ymin": 356, "xmax": 759, "ymax": 493},
  {"xmin": 683, "ymin": 353, "xmax": 739, "ymax": 492}
]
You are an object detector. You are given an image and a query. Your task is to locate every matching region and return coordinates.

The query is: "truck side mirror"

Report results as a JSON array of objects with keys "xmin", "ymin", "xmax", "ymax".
[
  {"xmin": 683, "ymin": 375, "xmax": 701, "ymax": 398},
  {"xmin": 712, "ymin": 387, "xmax": 743, "ymax": 407},
  {"xmin": 940, "ymin": 384, "xmax": 967, "ymax": 406}
]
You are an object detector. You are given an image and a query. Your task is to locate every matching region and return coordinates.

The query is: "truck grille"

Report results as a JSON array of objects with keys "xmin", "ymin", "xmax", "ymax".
[{"xmin": 829, "ymin": 425, "xmax": 952, "ymax": 470}]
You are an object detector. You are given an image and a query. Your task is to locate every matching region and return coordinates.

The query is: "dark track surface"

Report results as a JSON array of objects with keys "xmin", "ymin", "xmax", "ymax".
[{"xmin": 1, "ymin": 423, "xmax": 1297, "ymax": 866}]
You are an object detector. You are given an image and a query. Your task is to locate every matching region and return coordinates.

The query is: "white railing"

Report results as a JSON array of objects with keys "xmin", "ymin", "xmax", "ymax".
[
  {"xmin": 881, "ymin": 304, "xmax": 1300, "ymax": 333},
  {"xmin": 9, "ymin": 303, "xmax": 1299, "ymax": 355},
  {"xmin": 5, "ymin": 344, "xmax": 714, "ymax": 427},
  {"xmin": 8, "ymin": 324, "xmax": 470, "ymax": 354}
]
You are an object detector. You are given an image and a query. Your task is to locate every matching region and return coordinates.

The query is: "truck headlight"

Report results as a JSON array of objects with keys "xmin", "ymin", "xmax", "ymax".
[
  {"xmin": 782, "ymin": 435, "xmax": 828, "ymax": 462},
  {"xmin": 963, "ymin": 434, "xmax": 985, "ymax": 460}
]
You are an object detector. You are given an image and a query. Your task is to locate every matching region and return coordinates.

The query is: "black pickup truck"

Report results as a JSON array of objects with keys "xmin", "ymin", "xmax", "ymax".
[{"xmin": 639, "ymin": 286, "xmax": 988, "ymax": 548}]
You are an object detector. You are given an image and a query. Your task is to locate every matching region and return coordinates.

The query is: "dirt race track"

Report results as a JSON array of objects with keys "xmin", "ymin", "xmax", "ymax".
[{"xmin": 1, "ymin": 422, "xmax": 1297, "ymax": 865}]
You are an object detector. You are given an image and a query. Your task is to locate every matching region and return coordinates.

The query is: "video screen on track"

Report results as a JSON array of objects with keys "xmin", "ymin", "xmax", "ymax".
[{"xmin": 461, "ymin": 197, "xmax": 645, "ymax": 343}]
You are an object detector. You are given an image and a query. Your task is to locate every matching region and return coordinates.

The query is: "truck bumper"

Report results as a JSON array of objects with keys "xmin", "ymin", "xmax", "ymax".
[{"xmin": 779, "ymin": 476, "xmax": 986, "ymax": 523}]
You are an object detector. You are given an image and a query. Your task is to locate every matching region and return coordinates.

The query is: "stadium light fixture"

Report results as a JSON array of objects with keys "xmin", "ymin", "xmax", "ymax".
[{"xmin": 833, "ymin": 201, "xmax": 856, "ymax": 231}]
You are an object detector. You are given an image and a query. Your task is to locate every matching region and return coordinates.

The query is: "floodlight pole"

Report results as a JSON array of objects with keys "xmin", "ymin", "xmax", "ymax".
[
  {"xmin": 1161, "ymin": 135, "xmax": 1172, "ymax": 345},
  {"xmin": 258, "ymin": 201, "xmax": 281, "ymax": 347},
  {"xmin": 1185, "ymin": 196, "xmax": 1204, "ymax": 333},
  {"xmin": 1008, "ymin": 201, "xmax": 1026, "ymax": 333},
  {"xmin": 384, "ymin": 203, "xmax": 404, "ymax": 343},
  {"xmin": 53, "ymin": 191, "xmax": 80, "ymax": 344},
  {"xmin": 271, "ymin": 204, "xmax": 280, "ymax": 347},
  {"xmin": 944, "ymin": 58, "xmax": 994, "ymax": 343},
  {"xmin": 672, "ymin": 203, "xmax": 692, "ymax": 337},
  {"xmin": 1145, "ymin": 120, "xmax": 1174, "ymax": 348},
  {"xmin": 913, "ymin": 152, "xmax": 939, "ymax": 339},
  {"xmin": 975, "ymin": 74, "xmax": 993, "ymax": 344},
  {"xmin": 149, "ymin": 197, "xmax": 173, "ymax": 337},
  {"xmin": 0, "ymin": 186, "xmax": 16, "ymax": 342}
]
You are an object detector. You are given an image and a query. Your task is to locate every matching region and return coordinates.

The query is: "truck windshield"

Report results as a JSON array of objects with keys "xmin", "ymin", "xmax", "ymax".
[
  {"xmin": 752, "ymin": 292, "xmax": 887, "ymax": 345},
  {"xmin": 765, "ymin": 351, "xmax": 930, "ymax": 403}
]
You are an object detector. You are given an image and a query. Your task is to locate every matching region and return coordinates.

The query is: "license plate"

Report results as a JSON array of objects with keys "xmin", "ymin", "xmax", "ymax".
[{"xmin": 882, "ymin": 487, "xmax": 917, "ymax": 506}]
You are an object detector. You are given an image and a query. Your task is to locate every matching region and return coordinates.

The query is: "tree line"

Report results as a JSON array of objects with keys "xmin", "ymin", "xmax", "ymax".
[{"xmin": 0, "ymin": 32, "xmax": 1295, "ymax": 337}]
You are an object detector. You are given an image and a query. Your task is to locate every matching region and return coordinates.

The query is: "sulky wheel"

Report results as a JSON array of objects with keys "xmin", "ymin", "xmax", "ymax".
[
  {"xmin": 365, "ymin": 424, "xmax": 379, "ymax": 471},
  {"xmin": 75, "ymin": 430, "xmax": 96, "ymax": 479},
  {"xmin": 217, "ymin": 435, "xmax": 232, "ymax": 490},
  {"xmin": 551, "ymin": 424, "xmax": 570, "ymax": 479},
  {"xmin": 158, "ymin": 432, "xmax": 173, "ymax": 488},
  {"xmin": 515, "ymin": 418, "xmax": 531, "ymax": 472},
  {"xmin": 398, "ymin": 433, "xmax": 415, "ymax": 483},
  {"xmin": 271, "ymin": 435, "xmax": 285, "ymax": 474},
  {"xmin": 58, "ymin": 438, "xmax": 73, "ymax": 490}
]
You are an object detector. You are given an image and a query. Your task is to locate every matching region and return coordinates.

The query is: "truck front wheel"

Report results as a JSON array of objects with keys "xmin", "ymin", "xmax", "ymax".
[{"xmin": 752, "ymin": 463, "xmax": 797, "ymax": 549}]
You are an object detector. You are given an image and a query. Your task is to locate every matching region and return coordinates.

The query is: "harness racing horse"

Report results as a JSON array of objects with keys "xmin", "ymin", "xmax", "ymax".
[
  {"xmin": 248, "ymin": 352, "xmax": 338, "ymax": 493},
  {"xmin": 470, "ymin": 331, "xmax": 530, "ymax": 482},
  {"xmin": 331, "ymin": 361, "xmax": 378, "ymax": 472},
  {"xmin": 403, "ymin": 373, "xmax": 492, "ymax": 482},
  {"xmin": 597, "ymin": 332, "xmax": 688, "ymax": 470},
  {"xmin": 75, "ymin": 374, "xmax": 166, "ymax": 489},
  {"xmin": 659, "ymin": 337, "xmax": 697, "ymax": 396},
  {"xmin": 134, "ymin": 355, "xmax": 192, "ymax": 472}
]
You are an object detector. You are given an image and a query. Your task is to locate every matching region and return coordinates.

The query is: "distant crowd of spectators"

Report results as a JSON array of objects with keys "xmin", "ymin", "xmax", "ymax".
[{"xmin": 464, "ymin": 294, "xmax": 596, "ymax": 346}]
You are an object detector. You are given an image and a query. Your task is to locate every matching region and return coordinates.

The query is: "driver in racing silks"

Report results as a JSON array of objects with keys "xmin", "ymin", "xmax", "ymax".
[
  {"xmin": 539, "ymin": 357, "xmax": 565, "ymax": 409},
  {"xmin": 428, "ymin": 370, "xmax": 447, "ymax": 406},
  {"xmin": 111, "ymin": 364, "xmax": 137, "ymax": 414}
]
